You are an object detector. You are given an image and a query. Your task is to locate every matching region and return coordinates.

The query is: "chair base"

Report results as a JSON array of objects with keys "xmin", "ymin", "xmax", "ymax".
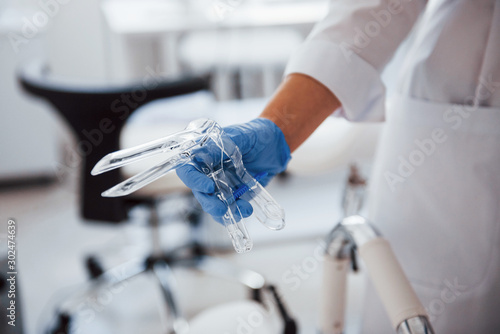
[{"xmin": 47, "ymin": 246, "xmax": 265, "ymax": 334}]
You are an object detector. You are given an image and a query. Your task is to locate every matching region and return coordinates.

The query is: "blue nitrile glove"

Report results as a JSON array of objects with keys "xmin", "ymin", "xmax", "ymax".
[{"xmin": 176, "ymin": 118, "xmax": 291, "ymax": 222}]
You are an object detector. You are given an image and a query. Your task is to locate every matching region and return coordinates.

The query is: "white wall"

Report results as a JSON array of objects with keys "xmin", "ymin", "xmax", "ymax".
[
  {"xmin": 0, "ymin": 5, "xmax": 59, "ymax": 181},
  {"xmin": 43, "ymin": 0, "xmax": 109, "ymax": 79}
]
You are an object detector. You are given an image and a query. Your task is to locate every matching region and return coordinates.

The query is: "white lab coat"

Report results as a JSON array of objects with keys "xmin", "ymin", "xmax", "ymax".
[{"xmin": 285, "ymin": 0, "xmax": 500, "ymax": 333}]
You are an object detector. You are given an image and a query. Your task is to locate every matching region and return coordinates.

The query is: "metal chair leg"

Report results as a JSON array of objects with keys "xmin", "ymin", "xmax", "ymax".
[{"xmin": 152, "ymin": 260, "xmax": 189, "ymax": 334}]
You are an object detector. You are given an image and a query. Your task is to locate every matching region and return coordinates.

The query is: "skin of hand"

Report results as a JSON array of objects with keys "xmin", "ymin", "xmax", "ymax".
[{"xmin": 260, "ymin": 73, "xmax": 341, "ymax": 152}]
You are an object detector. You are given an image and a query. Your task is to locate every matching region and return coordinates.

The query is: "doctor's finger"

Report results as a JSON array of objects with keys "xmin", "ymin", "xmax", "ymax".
[
  {"xmin": 192, "ymin": 190, "xmax": 227, "ymax": 218},
  {"xmin": 176, "ymin": 164, "xmax": 215, "ymax": 193},
  {"xmin": 236, "ymin": 199, "xmax": 253, "ymax": 218}
]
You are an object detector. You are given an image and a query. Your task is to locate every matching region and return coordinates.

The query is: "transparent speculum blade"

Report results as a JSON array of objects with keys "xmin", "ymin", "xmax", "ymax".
[
  {"xmin": 91, "ymin": 119, "xmax": 216, "ymax": 176},
  {"xmin": 101, "ymin": 154, "xmax": 187, "ymax": 197},
  {"xmin": 248, "ymin": 183, "xmax": 286, "ymax": 231},
  {"xmin": 91, "ymin": 118, "xmax": 285, "ymax": 253}
]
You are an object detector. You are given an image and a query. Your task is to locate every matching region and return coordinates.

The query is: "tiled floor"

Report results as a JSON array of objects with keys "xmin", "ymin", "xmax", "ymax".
[{"xmin": 0, "ymin": 167, "xmax": 368, "ymax": 334}]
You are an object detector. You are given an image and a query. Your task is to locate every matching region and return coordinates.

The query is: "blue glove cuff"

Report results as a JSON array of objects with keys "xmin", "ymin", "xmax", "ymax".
[
  {"xmin": 255, "ymin": 118, "xmax": 292, "ymax": 171},
  {"xmin": 224, "ymin": 118, "xmax": 291, "ymax": 185}
]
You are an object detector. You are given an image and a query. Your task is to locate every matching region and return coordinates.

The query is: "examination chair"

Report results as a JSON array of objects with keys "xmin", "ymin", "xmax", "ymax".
[{"xmin": 18, "ymin": 61, "xmax": 296, "ymax": 334}]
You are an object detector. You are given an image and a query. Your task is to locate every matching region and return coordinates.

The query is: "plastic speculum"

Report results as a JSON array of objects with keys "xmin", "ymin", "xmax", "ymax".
[{"xmin": 91, "ymin": 118, "xmax": 286, "ymax": 253}]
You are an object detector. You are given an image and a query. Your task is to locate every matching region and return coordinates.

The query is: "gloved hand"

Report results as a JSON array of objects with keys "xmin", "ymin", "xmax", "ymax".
[{"xmin": 176, "ymin": 118, "xmax": 291, "ymax": 222}]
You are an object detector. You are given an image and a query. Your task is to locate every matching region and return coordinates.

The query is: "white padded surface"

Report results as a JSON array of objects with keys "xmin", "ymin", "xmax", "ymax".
[
  {"xmin": 120, "ymin": 91, "xmax": 363, "ymax": 196},
  {"xmin": 189, "ymin": 300, "xmax": 281, "ymax": 334}
]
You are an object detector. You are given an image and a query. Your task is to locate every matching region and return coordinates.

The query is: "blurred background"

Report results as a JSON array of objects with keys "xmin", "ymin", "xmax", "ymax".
[{"xmin": 0, "ymin": 0, "xmax": 385, "ymax": 333}]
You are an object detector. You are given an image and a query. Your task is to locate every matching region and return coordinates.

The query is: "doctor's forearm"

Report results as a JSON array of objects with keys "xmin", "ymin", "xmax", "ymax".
[{"xmin": 260, "ymin": 73, "xmax": 341, "ymax": 152}]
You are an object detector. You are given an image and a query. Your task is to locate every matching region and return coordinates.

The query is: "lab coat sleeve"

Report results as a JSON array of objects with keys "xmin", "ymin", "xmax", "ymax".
[{"xmin": 285, "ymin": 0, "xmax": 427, "ymax": 122}]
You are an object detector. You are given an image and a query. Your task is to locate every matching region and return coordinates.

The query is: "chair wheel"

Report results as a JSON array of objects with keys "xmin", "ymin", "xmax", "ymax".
[
  {"xmin": 284, "ymin": 318, "xmax": 298, "ymax": 334},
  {"xmin": 48, "ymin": 312, "xmax": 71, "ymax": 334},
  {"xmin": 250, "ymin": 287, "xmax": 263, "ymax": 304},
  {"xmin": 85, "ymin": 256, "xmax": 104, "ymax": 279}
]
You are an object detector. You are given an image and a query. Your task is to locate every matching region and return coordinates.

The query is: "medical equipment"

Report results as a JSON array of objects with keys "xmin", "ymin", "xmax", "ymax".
[
  {"xmin": 92, "ymin": 118, "xmax": 286, "ymax": 253},
  {"xmin": 319, "ymin": 166, "xmax": 435, "ymax": 334}
]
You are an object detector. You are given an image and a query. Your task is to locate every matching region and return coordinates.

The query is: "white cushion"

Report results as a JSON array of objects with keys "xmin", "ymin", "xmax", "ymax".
[{"xmin": 120, "ymin": 91, "xmax": 366, "ymax": 195}]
